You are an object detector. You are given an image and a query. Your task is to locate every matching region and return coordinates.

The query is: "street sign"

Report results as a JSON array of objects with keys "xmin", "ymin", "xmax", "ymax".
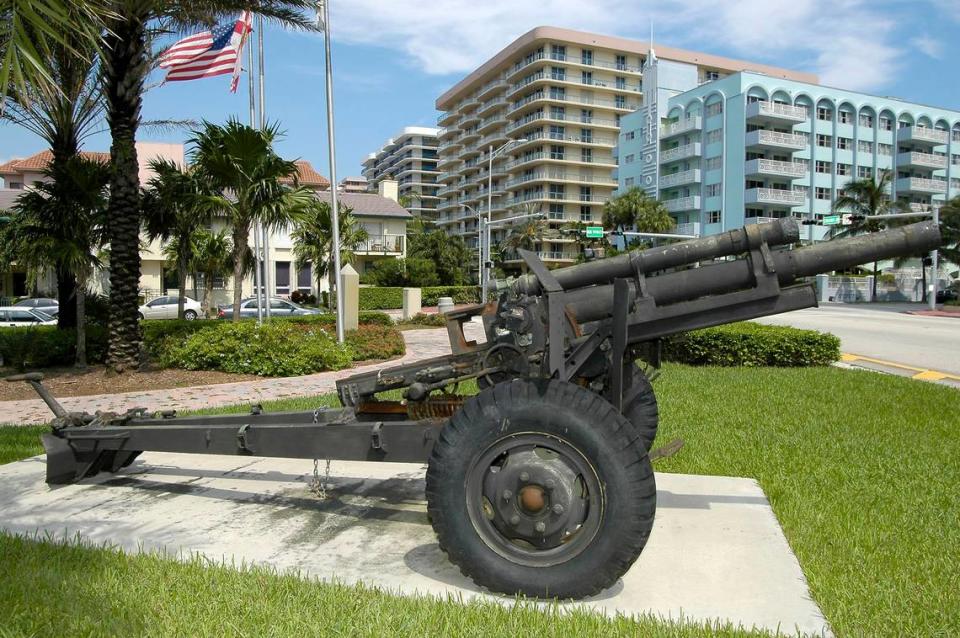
[
  {"xmin": 822, "ymin": 215, "xmax": 841, "ymax": 226},
  {"xmin": 585, "ymin": 226, "xmax": 604, "ymax": 239},
  {"xmin": 841, "ymin": 214, "xmax": 853, "ymax": 226}
]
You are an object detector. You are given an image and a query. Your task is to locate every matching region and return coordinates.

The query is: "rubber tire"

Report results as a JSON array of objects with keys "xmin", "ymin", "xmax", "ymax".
[
  {"xmin": 183, "ymin": 310, "xmax": 197, "ymax": 320},
  {"xmin": 621, "ymin": 364, "xmax": 659, "ymax": 452},
  {"xmin": 426, "ymin": 378, "xmax": 656, "ymax": 599},
  {"xmin": 137, "ymin": 313, "xmax": 144, "ymax": 321}
]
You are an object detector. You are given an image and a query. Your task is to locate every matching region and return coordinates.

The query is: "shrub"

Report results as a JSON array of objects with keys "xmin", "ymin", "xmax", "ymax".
[
  {"xmin": 358, "ymin": 286, "xmax": 488, "ymax": 310},
  {"xmin": 662, "ymin": 322, "xmax": 840, "ymax": 367},
  {"xmin": 398, "ymin": 312, "xmax": 447, "ymax": 327},
  {"xmin": 0, "ymin": 326, "xmax": 108, "ymax": 370},
  {"xmin": 345, "ymin": 324, "xmax": 406, "ymax": 361},
  {"xmin": 161, "ymin": 321, "xmax": 352, "ymax": 376},
  {"xmin": 142, "ymin": 320, "xmax": 209, "ymax": 360}
]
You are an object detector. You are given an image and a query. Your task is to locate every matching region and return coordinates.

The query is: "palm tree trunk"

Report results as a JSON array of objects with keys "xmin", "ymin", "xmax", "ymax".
[
  {"xmin": 103, "ymin": 11, "xmax": 148, "ymax": 372},
  {"xmin": 232, "ymin": 223, "xmax": 249, "ymax": 321},
  {"xmin": 177, "ymin": 237, "xmax": 189, "ymax": 319},
  {"xmin": 328, "ymin": 266, "xmax": 336, "ymax": 311},
  {"xmin": 921, "ymin": 261, "xmax": 927, "ymax": 303},
  {"xmin": 55, "ymin": 264, "xmax": 78, "ymax": 329},
  {"xmin": 202, "ymin": 274, "xmax": 214, "ymax": 319},
  {"xmin": 872, "ymin": 261, "xmax": 878, "ymax": 302},
  {"xmin": 75, "ymin": 279, "xmax": 87, "ymax": 370}
]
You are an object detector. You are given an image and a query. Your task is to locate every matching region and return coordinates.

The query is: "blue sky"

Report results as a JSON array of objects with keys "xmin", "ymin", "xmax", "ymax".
[{"xmin": 2, "ymin": 0, "xmax": 958, "ymax": 182}]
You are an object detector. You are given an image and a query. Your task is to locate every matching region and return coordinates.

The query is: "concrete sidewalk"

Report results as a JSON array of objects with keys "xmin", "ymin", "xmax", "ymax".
[
  {"xmin": 1, "ymin": 327, "xmax": 466, "ymax": 426},
  {"xmin": 0, "ymin": 452, "xmax": 830, "ymax": 636}
]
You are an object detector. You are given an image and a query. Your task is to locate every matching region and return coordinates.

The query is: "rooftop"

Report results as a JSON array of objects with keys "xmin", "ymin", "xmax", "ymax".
[
  {"xmin": 0, "ymin": 150, "xmax": 111, "ymax": 175},
  {"xmin": 281, "ymin": 160, "xmax": 331, "ymax": 189},
  {"xmin": 314, "ymin": 191, "xmax": 412, "ymax": 219}
]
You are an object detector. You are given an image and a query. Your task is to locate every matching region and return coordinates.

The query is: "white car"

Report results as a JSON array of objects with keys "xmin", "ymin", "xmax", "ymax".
[
  {"xmin": 138, "ymin": 295, "xmax": 204, "ymax": 320},
  {"xmin": 0, "ymin": 306, "xmax": 57, "ymax": 327}
]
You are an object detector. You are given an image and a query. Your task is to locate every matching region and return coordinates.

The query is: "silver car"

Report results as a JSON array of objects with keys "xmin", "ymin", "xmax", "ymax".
[
  {"xmin": 217, "ymin": 297, "xmax": 323, "ymax": 320},
  {"xmin": 138, "ymin": 295, "xmax": 204, "ymax": 320},
  {"xmin": 0, "ymin": 307, "xmax": 57, "ymax": 327}
]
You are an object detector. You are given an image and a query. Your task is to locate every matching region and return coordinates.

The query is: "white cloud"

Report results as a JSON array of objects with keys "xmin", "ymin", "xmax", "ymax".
[
  {"xmin": 326, "ymin": 0, "xmax": 907, "ymax": 91},
  {"xmin": 910, "ymin": 35, "xmax": 944, "ymax": 59}
]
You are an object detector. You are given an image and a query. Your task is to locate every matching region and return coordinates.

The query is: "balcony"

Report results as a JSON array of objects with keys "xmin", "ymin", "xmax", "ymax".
[
  {"xmin": 744, "ymin": 188, "xmax": 805, "ymax": 206},
  {"xmin": 437, "ymin": 126, "xmax": 458, "ymax": 141},
  {"xmin": 675, "ymin": 222, "xmax": 701, "ymax": 237},
  {"xmin": 477, "ymin": 78, "xmax": 508, "ymax": 100},
  {"xmin": 356, "ymin": 234, "xmax": 404, "ymax": 255},
  {"xmin": 504, "ymin": 169, "xmax": 618, "ymax": 188},
  {"xmin": 659, "ymin": 169, "xmax": 701, "ymax": 189},
  {"xmin": 437, "ymin": 140, "xmax": 462, "ymax": 154},
  {"xmin": 660, "ymin": 143, "xmax": 702, "ymax": 163},
  {"xmin": 437, "ymin": 111, "xmax": 458, "ymax": 126},
  {"xmin": 745, "ymin": 129, "xmax": 807, "ymax": 151},
  {"xmin": 746, "ymin": 100, "xmax": 808, "ymax": 125},
  {"xmin": 459, "ymin": 128, "xmax": 481, "ymax": 144},
  {"xmin": 898, "ymin": 126, "xmax": 949, "ymax": 147},
  {"xmin": 896, "ymin": 176, "xmax": 947, "ymax": 194},
  {"xmin": 744, "ymin": 216, "xmax": 781, "ymax": 226},
  {"xmin": 503, "ymin": 251, "xmax": 579, "ymax": 263},
  {"xmin": 896, "ymin": 151, "xmax": 947, "ymax": 170},
  {"xmin": 663, "ymin": 196, "xmax": 701, "ymax": 212},
  {"xmin": 660, "ymin": 117, "xmax": 702, "ymax": 139},
  {"xmin": 459, "ymin": 97, "xmax": 480, "ymax": 112},
  {"xmin": 908, "ymin": 202, "xmax": 937, "ymax": 213},
  {"xmin": 745, "ymin": 158, "xmax": 807, "ymax": 179},
  {"xmin": 459, "ymin": 112, "xmax": 481, "ymax": 128}
]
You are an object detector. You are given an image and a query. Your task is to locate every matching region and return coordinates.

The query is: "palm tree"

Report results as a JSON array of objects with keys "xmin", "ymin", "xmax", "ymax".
[
  {"xmin": 290, "ymin": 198, "xmax": 369, "ymax": 310},
  {"xmin": 407, "ymin": 227, "xmax": 473, "ymax": 285},
  {"xmin": 1, "ymin": 7, "xmax": 103, "ymax": 329},
  {"xmin": 501, "ymin": 218, "xmax": 546, "ymax": 257},
  {"xmin": 834, "ymin": 169, "xmax": 908, "ymax": 299},
  {"xmin": 602, "ymin": 187, "xmax": 675, "ymax": 245},
  {"xmin": 190, "ymin": 118, "xmax": 314, "ymax": 320},
  {"xmin": 141, "ymin": 159, "xmax": 211, "ymax": 319},
  {"xmin": 190, "ymin": 229, "xmax": 234, "ymax": 318},
  {"xmin": 98, "ymin": 2, "xmax": 315, "ymax": 370},
  {"xmin": 3, "ymin": 156, "xmax": 109, "ymax": 368}
]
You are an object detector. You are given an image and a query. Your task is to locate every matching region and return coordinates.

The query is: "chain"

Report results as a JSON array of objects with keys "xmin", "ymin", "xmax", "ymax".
[{"xmin": 310, "ymin": 458, "xmax": 332, "ymax": 499}]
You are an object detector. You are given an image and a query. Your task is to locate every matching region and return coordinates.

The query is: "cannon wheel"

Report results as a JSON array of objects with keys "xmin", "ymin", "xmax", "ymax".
[
  {"xmin": 620, "ymin": 363, "xmax": 659, "ymax": 452},
  {"xmin": 426, "ymin": 378, "xmax": 656, "ymax": 598}
]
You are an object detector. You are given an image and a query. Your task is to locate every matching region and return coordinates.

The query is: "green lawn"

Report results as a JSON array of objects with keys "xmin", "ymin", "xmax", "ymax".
[{"xmin": 1, "ymin": 365, "xmax": 958, "ymax": 637}]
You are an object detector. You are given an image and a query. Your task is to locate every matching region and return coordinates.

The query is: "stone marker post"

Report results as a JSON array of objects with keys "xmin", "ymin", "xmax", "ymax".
[
  {"xmin": 402, "ymin": 287, "xmax": 421, "ymax": 320},
  {"xmin": 340, "ymin": 264, "xmax": 359, "ymax": 331}
]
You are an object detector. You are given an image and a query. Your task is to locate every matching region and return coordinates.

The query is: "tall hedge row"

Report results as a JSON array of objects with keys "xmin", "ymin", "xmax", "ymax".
[
  {"xmin": 358, "ymin": 286, "xmax": 485, "ymax": 310},
  {"xmin": 662, "ymin": 322, "xmax": 841, "ymax": 367}
]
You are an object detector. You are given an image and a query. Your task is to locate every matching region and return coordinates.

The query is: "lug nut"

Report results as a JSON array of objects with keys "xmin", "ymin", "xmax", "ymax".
[
  {"xmin": 503, "ymin": 489, "xmax": 512, "ymax": 501},
  {"xmin": 535, "ymin": 521, "xmax": 546, "ymax": 533},
  {"xmin": 545, "ymin": 479, "xmax": 555, "ymax": 489},
  {"xmin": 510, "ymin": 514, "xmax": 520, "ymax": 525},
  {"xmin": 519, "ymin": 471, "xmax": 529, "ymax": 482},
  {"xmin": 552, "ymin": 503, "xmax": 564, "ymax": 514}
]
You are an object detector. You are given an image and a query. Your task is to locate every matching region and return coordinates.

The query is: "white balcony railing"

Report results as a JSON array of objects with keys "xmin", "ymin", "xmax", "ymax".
[
  {"xmin": 675, "ymin": 222, "xmax": 701, "ymax": 237},
  {"xmin": 745, "ymin": 158, "xmax": 808, "ymax": 178},
  {"xmin": 660, "ymin": 117, "xmax": 702, "ymax": 139},
  {"xmin": 896, "ymin": 151, "xmax": 948, "ymax": 169},
  {"xmin": 357, "ymin": 234, "xmax": 405, "ymax": 254},
  {"xmin": 663, "ymin": 196, "xmax": 701, "ymax": 212},
  {"xmin": 745, "ymin": 188, "xmax": 806, "ymax": 206},
  {"xmin": 745, "ymin": 129, "xmax": 807, "ymax": 150},
  {"xmin": 744, "ymin": 216, "xmax": 780, "ymax": 225},
  {"xmin": 896, "ymin": 177, "xmax": 948, "ymax": 193},
  {"xmin": 659, "ymin": 169, "xmax": 701, "ymax": 189},
  {"xmin": 899, "ymin": 126, "xmax": 949, "ymax": 145},
  {"xmin": 746, "ymin": 100, "xmax": 808, "ymax": 122},
  {"xmin": 660, "ymin": 143, "xmax": 702, "ymax": 163}
]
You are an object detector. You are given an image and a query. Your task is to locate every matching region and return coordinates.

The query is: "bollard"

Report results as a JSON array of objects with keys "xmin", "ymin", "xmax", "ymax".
[
  {"xmin": 340, "ymin": 264, "xmax": 359, "ymax": 331},
  {"xmin": 437, "ymin": 296, "xmax": 454, "ymax": 315},
  {"xmin": 402, "ymin": 288, "xmax": 422, "ymax": 320}
]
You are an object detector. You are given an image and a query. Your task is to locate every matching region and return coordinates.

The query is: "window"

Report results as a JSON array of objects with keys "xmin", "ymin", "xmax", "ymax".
[
  {"xmin": 707, "ymin": 210, "xmax": 721, "ymax": 224},
  {"xmin": 706, "ymin": 129, "xmax": 722, "ymax": 143},
  {"xmin": 580, "ymin": 128, "xmax": 592, "ymax": 143},
  {"xmin": 550, "ymin": 66, "xmax": 566, "ymax": 81},
  {"xmin": 839, "ymin": 111, "xmax": 852, "ymax": 124},
  {"xmin": 815, "ymin": 187, "xmax": 830, "ymax": 200},
  {"xmin": 580, "ymin": 109, "xmax": 593, "ymax": 123},
  {"xmin": 580, "ymin": 186, "xmax": 592, "ymax": 200},
  {"xmin": 859, "ymin": 113, "xmax": 874, "ymax": 128},
  {"xmin": 581, "ymin": 70, "xmax": 593, "ymax": 85},
  {"xmin": 624, "ymin": 154, "xmax": 635, "ymax": 164},
  {"xmin": 297, "ymin": 264, "xmax": 312, "ymax": 292},
  {"xmin": 549, "ymin": 86, "xmax": 565, "ymax": 99},
  {"xmin": 952, "ymin": 154, "xmax": 960, "ymax": 165},
  {"xmin": 837, "ymin": 136, "xmax": 851, "ymax": 150},
  {"xmin": 816, "ymin": 106, "xmax": 832, "ymax": 121},
  {"xmin": 8, "ymin": 181, "xmax": 22, "ymax": 189},
  {"xmin": 550, "ymin": 144, "xmax": 565, "ymax": 160},
  {"xmin": 857, "ymin": 166, "xmax": 873, "ymax": 179},
  {"xmin": 879, "ymin": 116, "xmax": 893, "ymax": 131},
  {"xmin": 815, "ymin": 160, "xmax": 831, "ymax": 173},
  {"xmin": 615, "ymin": 76, "xmax": 626, "ymax": 90},
  {"xmin": 615, "ymin": 54, "xmax": 627, "ymax": 70},
  {"xmin": 953, "ymin": 129, "xmax": 960, "ymax": 142},
  {"xmin": 816, "ymin": 134, "xmax": 832, "ymax": 148},
  {"xmin": 551, "ymin": 44, "xmax": 566, "ymax": 61},
  {"xmin": 706, "ymin": 183, "xmax": 721, "ymax": 197},
  {"xmin": 705, "ymin": 71, "xmax": 720, "ymax": 81},
  {"xmin": 705, "ymin": 156, "xmax": 722, "ymax": 170},
  {"xmin": 615, "ymin": 95, "xmax": 626, "ymax": 109},
  {"xmin": 581, "ymin": 49, "xmax": 593, "ymax": 65},
  {"xmin": 549, "ymin": 203, "xmax": 564, "ymax": 219},
  {"xmin": 624, "ymin": 177, "xmax": 635, "ymax": 187},
  {"xmin": 548, "ymin": 183, "xmax": 565, "ymax": 199},
  {"xmin": 624, "ymin": 130, "xmax": 635, "ymax": 141},
  {"xmin": 836, "ymin": 162, "xmax": 851, "ymax": 176},
  {"xmin": 858, "ymin": 140, "xmax": 874, "ymax": 153},
  {"xmin": 705, "ymin": 102, "xmax": 722, "ymax": 117},
  {"xmin": 878, "ymin": 143, "xmax": 893, "ymax": 156},
  {"xmin": 580, "ymin": 205, "xmax": 592, "ymax": 221},
  {"xmin": 549, "ymin": 124, "xmax": 565, "ymax": 139},
  {"xmin": 581, "ymin": 147, "xmax": 593, "ymax": 163},
  {"xmin": 550, "ymin": 106, "xmax": 565, "ymax": 120}
]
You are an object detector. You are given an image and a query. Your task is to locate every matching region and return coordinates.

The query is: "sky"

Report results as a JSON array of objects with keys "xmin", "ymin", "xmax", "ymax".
[{"xmin": 1, "ymin": 0, "xmax": 958, "ymax": 183}]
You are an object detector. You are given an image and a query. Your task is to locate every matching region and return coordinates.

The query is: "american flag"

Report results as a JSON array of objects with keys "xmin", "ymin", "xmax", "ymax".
[{"xmin": 160, "ymin": 12, "xmax": 252, "ymax": 92}]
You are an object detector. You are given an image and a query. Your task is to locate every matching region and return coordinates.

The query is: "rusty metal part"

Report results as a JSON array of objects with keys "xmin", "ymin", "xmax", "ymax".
[
  {"xmin": 406, "ymin": 394, "xmax": 465, "ymax": 420},
  {"xmin": 355, "ymin": 401, "xmax": 408, "ymax": 415},
  {"xmin": 519, "ymin": 484, "xmax": 547, "ymax": 513}
]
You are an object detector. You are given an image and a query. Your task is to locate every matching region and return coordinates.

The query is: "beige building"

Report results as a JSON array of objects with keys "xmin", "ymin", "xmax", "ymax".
[
  {"xmin": 434, "ymin": 26, "xmax": 815, "ymax": 267},
  {"xmin": 338, "ymin": 176, "xmax": 369, "ymax": 192},
  {"xmin": 362, "ymin": 126, "xmax": 441, "ymax": 219}
]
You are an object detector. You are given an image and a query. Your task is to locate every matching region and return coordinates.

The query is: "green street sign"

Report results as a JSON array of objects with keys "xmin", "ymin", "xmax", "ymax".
[
  {"xmin": 822, "ymin": 215, "xmax": 841, "ymax": 226},
  {"xmin": 585, "ymin": 226, "xmax": 604, "ymax": 239}
]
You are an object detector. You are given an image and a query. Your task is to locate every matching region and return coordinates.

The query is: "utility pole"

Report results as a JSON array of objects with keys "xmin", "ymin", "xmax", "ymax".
[
  {"xmin": 258, "ymin": 15, "xmax": 272, "ymax": 319},
  {"xmin": 247, "ymin": 28, "xmax": 263, "ymax": 325}
]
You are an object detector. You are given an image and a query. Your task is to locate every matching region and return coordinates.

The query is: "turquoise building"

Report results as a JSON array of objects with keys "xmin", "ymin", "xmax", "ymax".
[{"xmin": 619, "ymin": 70, "xmax": 960, "ymax": 240}]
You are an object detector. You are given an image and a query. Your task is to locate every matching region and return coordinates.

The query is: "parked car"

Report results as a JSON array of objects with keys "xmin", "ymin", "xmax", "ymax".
[
  {"xmin": 217, "ymin": 297, "xmax": 323, "ymax": 320},
  {"xmin": 936, "ymin": 287, "xmax": 958, "ymax": 303},
  {"xmin": 137, "ymin": 295, "xmax": 204, "ymax": 320},
  {"xmin": 0, "ymin": 307, "xmax": 57, "ymax": 327},
  {"xmin": 14, "ymin": 297, "xmax": 59, "ymax": 317}
]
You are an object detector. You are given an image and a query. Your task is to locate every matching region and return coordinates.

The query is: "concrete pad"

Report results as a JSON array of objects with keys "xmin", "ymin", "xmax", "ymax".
[{"xmin": 0, "ymin": 453, "xmax": 829, "ymax": 636}]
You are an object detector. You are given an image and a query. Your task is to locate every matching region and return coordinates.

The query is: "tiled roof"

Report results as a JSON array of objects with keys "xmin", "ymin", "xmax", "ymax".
[
  {"xmin": 0, "ymin": 150, "xmax": 110, "ymax": 175},
  {"xmin": 281, "ymin": 160, "xmax": 330, "ymax": 188},
  {"xmin": 314, "ymin": 191, "xmax": 412, "ymax": 219}
]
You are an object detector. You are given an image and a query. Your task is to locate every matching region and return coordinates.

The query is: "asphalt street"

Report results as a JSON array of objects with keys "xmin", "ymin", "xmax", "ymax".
[{"xmin": 754, "ymin": 303, "xmax": 960, "ymax": 376}]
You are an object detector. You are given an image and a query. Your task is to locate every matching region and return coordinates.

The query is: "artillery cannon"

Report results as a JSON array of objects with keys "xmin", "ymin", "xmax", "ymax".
[{"xmin": 17, "ymin": 219, "xmax": 941, "ymax": 599}]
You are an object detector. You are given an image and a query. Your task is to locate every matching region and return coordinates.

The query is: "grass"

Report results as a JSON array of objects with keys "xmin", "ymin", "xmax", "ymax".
[{"xmin": 1, "ymin": 365, "xmax": 958, "ymax": 637}]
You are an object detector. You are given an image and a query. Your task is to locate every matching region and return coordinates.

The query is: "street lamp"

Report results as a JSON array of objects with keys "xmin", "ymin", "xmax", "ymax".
[
  {"xmin": 462, "ymin": 203, "xmax": 483, "ymax": 286},
  {"xmin": 484, "ymin": 138, "xmax": 527, "ymax": 299}
]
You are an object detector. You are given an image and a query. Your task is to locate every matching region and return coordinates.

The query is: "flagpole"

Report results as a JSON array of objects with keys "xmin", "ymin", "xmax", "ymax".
[
  {"xmin": 319, "ymin": 0, "xmax": 344, "ymax": 343},
  {"xmin": 256, "ymin": 15, "xmax": 273, "ymax": 318},
  {"xmin": 247, "ymin": 27, "xmax": 263, "ymax": 325}
]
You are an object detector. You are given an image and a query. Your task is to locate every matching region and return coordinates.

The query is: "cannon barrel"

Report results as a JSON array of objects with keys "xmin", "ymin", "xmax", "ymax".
[
  {"xmin": 514, "ymin": 217, "xmax": 800, "ymax": 295},
  {"xmin": 564, "ymin": 220, "xmax": 942, "ymax": 324}
]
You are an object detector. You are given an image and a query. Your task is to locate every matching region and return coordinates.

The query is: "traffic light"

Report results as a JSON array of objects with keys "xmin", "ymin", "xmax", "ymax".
[
  {"xmin": 922, "ymin": 256, "xmax": 933, "ymax": 266},
  {"xmin": 801, "ymin": 219, "xmax": 818, "ymax": 226}
]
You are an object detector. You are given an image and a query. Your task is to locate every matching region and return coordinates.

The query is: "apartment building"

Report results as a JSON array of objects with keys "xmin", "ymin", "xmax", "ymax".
[
  {"xmin": 434, "ymin": 26, "xmax": 814, "ymax": 266},
  {"xmin": 339, "ymin": 176, "xmax": 369, "ymax": 192},
  {"xmin": 362, "ymin": 126, "xmax": 441, "ymax": 219},
  {"xmin": 620, "ymin": 71, "xmax": 960, "ymax": 241}
]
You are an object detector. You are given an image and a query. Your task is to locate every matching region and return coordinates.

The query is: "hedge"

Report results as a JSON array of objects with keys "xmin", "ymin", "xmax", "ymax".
[
  {"xmin": 662, "ymin": 322, "xmax": 840, "ymax": 367},
  {"xmin": 359, "ymin": 286, "xmax": 485, "ymax": 310},
  {"xmin": 0, "ymin": 326, "xmax": 108, "ymax": 370}
]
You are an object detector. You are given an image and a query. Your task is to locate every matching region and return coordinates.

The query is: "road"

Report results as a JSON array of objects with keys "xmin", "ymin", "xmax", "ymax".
[{"xmin": 753, "ymin": 303, "xmax": 960, "ymax": 376}]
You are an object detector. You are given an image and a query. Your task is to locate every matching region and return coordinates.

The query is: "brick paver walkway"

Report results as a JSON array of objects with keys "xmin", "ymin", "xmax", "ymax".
[{"xmin": 3, "ymin": 327, "xmax": 478, "ymax": 426}]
